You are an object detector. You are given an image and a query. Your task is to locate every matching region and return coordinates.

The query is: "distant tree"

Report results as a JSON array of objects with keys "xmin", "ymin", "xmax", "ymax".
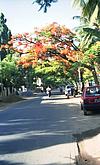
[
  {"xmin": 1, "ymin": 54, "xmax": 27, "ymax": 90},
  {"xmin": 34, "ymin": 60, "xmax": 66, "ymax": 87},
  {"xmin": 0, "ymin": 13, "xmax": 12, "ymax": 60}
]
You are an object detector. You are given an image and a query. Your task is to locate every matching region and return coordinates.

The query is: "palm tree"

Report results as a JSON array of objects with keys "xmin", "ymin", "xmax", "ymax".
[
  {"xmin": 32, "ymin": 0, "xmax": 58, "ymax": 12},
  {"xmin": 73, "ymin": 0, "xmax": 100, "ymax": 25},
  {"xmin": 73, "ymin": 0, "xmax": 100, "ymax": 49},
  {"xmin": 73, "ymin": 19, "xmax": 100, "ymax": 49}
]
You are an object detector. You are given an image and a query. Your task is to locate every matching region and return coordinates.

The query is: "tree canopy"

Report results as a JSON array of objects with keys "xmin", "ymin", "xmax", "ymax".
[
  {"xmin": 0, "ymin": 13, "xmax": 12, "ymax": 60},
  {"xmin": 12, "ymin": 22, "xmax": 80, "ymax": 69}
]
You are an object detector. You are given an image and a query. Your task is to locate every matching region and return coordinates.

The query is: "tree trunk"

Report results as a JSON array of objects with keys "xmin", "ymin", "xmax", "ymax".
[
  {"xmin": 92, "ymin": 68, "xmax": 99, "ymax": 85},
  {"xmin": 81, "ymin": 63, "xmax": 99, "ymax": 85}
]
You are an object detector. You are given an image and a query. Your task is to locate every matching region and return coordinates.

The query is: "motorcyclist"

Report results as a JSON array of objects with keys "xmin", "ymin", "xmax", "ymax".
[{"xmin": 66, "ymin": 86, "xmax": 71, "ymax": 99}]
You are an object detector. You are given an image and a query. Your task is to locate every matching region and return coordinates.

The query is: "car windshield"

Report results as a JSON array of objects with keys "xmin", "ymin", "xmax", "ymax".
[{"xmin": 86, "ymin": 86, "xmax": 100, "ymax": 96}]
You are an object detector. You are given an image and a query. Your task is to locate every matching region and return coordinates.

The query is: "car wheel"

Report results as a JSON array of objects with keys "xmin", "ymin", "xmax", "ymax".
[
  {"xmin": 84, "ymin": 110, "xmax": 88, "ymax": 115},
  {"xmin": 83, "ymin": 108, "xmax": 88, "ymax": 115}
]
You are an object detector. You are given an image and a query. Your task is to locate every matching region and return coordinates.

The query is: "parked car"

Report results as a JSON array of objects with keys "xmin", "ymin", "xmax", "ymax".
[{"xmin": 80, "ymin": 85, "xmax": 100, "ymax": 115}]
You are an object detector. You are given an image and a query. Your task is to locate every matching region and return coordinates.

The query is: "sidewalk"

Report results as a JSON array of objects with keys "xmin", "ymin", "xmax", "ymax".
[{"xmin": 76, "ymin": 128, "xmax": 100, "ymax": 165}]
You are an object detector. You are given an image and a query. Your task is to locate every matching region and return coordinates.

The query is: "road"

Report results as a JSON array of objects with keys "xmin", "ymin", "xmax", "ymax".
[{"xmin": 0, "ymin": 92, "xmax": 100, "ymax": 165}]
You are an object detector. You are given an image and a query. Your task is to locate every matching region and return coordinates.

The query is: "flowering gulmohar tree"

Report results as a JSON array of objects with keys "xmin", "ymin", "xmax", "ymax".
[
  {"xmin": 11, "ymin": 22, "xmax": 81, "ymax": 69},
  {"xmin": 1, "ymin": 22, "xmax": 99, "ymax": 85}
]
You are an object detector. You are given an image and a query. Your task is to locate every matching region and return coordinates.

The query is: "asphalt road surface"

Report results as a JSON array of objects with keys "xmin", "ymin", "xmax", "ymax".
[{"xmin": 0, "ymin": 91, "xmax": 100, "ymax": 165}]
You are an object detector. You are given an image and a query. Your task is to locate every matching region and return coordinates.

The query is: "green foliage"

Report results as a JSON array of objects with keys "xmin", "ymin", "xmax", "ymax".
[
  {"xmin": 73, "ymin": 0, "xmax": 100, "ymax": 49},
  {"xmin": 83, "ymin": 69, "xmax": 94, "ymax": 82},
  {"xmin": 65, "ymin": 62, "xmax": 79, "ymax": 85},
  {"xmin": 40, "ymin": 31, "xmax": 51, "ymax": 37},
  {"xmin": 0, "ymin": 13, "xmax": 12, "ymax": 60},
  {"xmin": 34, "ymin": 60, "xmax": 66, "ymax": 87},
  {"xmin": 73, "ymin": 0, "xmax": 100, "ymax": 24},
  {"xmin": 32, "ymin": 0, "xmax": 58, "ymax": 12},
  {"xmin": 83, "ymin": 42, "xmax": 100, "ymax": 64},
  {"xmin": 0, "ymin": 54, "xmax": 26, "ymax": 89},
  {"xmin": 0, "ymin": 13, "xmax": 11, "ymax": 44}
]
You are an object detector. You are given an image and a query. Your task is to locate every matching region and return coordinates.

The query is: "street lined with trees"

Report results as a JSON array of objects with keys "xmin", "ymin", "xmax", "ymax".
[
  {"xmin": 0, "ymin": 1, "xmax": 100, "ymax": 164},
  {"xmin": 0, "ymin": 0, "xmax": 100, "ymax": 96}
]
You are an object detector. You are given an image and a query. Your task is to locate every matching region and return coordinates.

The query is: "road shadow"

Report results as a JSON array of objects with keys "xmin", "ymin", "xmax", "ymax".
[
  {"xmin": 0, "ymin": 94, "xmax": 99, "ymax": 164},
  {"xmin": 0, "ymin": 160, "xmax": 24, "ymax": 165},
  {"xmin": 0, "ymin": 95, "xmax": 76, "ymax": 154},
  {"xmin": 74, "ymin": 126, "xmax": 100, "ymax": 141}
]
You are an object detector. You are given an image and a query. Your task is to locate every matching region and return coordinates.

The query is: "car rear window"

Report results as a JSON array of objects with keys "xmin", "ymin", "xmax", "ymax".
[{"xmin": 86, "ymin": 86, "xmax": 100, "ymax": 96}]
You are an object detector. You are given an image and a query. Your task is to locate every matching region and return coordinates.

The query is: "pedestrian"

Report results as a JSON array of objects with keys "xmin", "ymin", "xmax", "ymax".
[{"xmin": 46, "ymin": 85, "xmax": 51, "ymax": 97}]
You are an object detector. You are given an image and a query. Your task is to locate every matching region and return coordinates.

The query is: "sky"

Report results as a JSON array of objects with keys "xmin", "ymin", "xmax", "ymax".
[{"xmin": 0, "ymin": 0, "xmax": 81, "ymax": 34}]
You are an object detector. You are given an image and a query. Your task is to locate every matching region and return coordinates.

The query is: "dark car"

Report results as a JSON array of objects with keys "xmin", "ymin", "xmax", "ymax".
[{"xmin": 80, "ymin": 85, "xmax": 100, "ymax": 115}]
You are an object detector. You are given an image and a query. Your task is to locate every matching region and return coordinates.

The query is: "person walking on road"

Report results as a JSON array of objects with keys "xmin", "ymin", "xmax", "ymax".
[{"xmin": 46, "ymin": 86, "xmax": 52, "ymax": 97}]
